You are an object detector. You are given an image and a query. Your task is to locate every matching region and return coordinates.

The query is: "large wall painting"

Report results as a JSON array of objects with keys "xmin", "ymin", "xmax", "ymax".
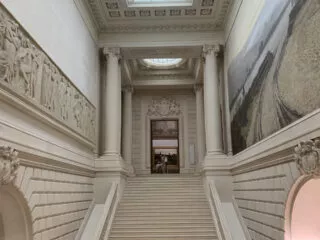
[{"xmin": 229, "ymin": 0, "xmax": 320, "ymax": 154}]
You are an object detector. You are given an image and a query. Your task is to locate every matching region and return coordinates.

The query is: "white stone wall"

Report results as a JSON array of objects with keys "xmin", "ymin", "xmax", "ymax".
[
  {"xmin": 1, "ymin": 0, "xmax": 100, "ymax": 107},
  {"xmin": 233, "ymin": 161, "xmax": 300, "ymax": 240},
  {"xmin": 132, "ymin": 90, "xmax": 198, "ymax": 174},
  {"xmin": 224, "ymin": 0, "xmax": 266, "ymax": 66},
  {"xmin": 13, "ymin": 165, "xmax": 93, "ymax": 240}
]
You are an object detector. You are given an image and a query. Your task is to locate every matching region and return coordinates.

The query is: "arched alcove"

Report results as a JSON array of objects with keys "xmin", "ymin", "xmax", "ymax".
[
  {"xmin": 0, "ymin": 185, "xmax": 33, "ymax": 240},
  {"xmin": 285, "ymin": 177, "xmax": 320, "ymax": 240}
]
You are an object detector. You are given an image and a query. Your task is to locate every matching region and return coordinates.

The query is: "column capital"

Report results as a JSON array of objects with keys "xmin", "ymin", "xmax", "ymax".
[
  {"xmin": 122, "ymin": 85, "xmax": 134, "ymax": 93},
  {"xmin": 202, "ymin": 44, "xmax": 221, "ymax": 57},
  {"xmin": 103, "ymin": 47, "xmax": 121, "ymax": 60},
  {"xmin": 193, "ymin": 83, "xmax": 203, "ymax": 93}
]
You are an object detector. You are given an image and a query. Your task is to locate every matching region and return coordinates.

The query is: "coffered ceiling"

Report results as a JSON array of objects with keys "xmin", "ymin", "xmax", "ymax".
[
  {"xmin": 84, "ymin": 0, "xmax": 232, "ymax": 33},
  {"xmin": 122, "ymin": 57, "xmax": 203, "ymax": 89}
]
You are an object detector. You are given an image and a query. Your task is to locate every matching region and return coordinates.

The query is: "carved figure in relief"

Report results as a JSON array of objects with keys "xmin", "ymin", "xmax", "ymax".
[
  {"xmin": 65, "ymin": 82, "xmax": 73, "ymax": 122},
  {"xmin": 42, "ymin": 57, "xmax": 52, "ymax": 108},
  {"xmin": 16, "ymin": 38, "xmax": 33, "ymax": 95},
  {"xmin": 59, "ymin": 77, "xmax": 68, "ymax": 120},
  {"xmin": 0, "ymin": 8, "xmax": 96, "ymax": 141},
  {"xmin": 30, "ymin": 45, "xmax": 43, "ymax": 98},
  {"xmin": 0, "ymin": 15, "xmax": 20, "ymax": 84},
  {"xmin": 73, "ymin": 94, "xmax": 84, "ymax": 129},
  {"xmin": 0, "ymin": 146, "xmax": 19, "ymax": 185}
]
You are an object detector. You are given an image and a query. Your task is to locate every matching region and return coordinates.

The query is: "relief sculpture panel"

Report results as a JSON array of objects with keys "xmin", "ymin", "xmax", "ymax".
[{"xmin": 0, "ymin": 6, "xmax": 96, "ymax": 142}]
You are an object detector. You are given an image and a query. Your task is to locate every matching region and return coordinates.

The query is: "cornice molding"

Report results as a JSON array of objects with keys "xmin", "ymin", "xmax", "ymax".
[
  {"xmin": 99, "ymin": 31, "xmax": 224, "ymax": 48},
  {"xmin": 101, "ymin": 22, "xmax": 222, "ymax": 33}
]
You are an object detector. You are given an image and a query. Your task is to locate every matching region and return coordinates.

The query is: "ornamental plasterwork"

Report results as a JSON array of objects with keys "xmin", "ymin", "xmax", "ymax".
[
  {"xmin": 84, "ymin": 0, "xmax": 232, "ymax": 33},
  {"xmin": 0, "ymin": 146, "xmax": 19, "ymax": 185},
  {"xmin": 147, "ymin": 97, "xmax": 181, "ymax": 117},
  {"xmin": 294, "ymin": 139, "xmax": 320, "ymax": 177},
  {"xmin": 0, "ymin": 6, "xmax": 96, "ymax": 142}
]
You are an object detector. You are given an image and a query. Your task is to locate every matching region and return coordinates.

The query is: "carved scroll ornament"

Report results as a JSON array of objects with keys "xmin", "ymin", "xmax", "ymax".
[
  {"xmin": 0, "ymin": 7, "xmax": 96, "ymax": 142},
  {"xmin": 147, "ymin": 97, "xmax": 181, "ymax": 117},
  {"xmin": 294, "ymin": 139, "xmax": 320, "ymax": 177},
  {"xmin": 0, "ymin": 146, "xmax": 19, "ymax": 185}
]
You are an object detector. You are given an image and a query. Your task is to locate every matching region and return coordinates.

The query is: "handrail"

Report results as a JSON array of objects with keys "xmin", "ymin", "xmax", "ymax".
[
  {"xmin": 208, "ymin": 180, "xmax": 233, "ymax": 240},
  {"xmin": 93, "ymin": 182, "xmax": 118, "ymax": 240}
]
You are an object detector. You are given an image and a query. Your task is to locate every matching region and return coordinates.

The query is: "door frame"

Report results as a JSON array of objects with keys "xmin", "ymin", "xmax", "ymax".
[
  {"xmin": 145, "ymin": 115, "xmax": 185, "ymax": 172},
  {"xmin": 150, "ymin": 119, "xmax": 180, "ymax": 173}
]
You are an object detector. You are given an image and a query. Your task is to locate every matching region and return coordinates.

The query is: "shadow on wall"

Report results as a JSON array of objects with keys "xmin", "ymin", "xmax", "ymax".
[{"xmin": 229, "ymin": 0, "xmax": 320, "ymax": 154}]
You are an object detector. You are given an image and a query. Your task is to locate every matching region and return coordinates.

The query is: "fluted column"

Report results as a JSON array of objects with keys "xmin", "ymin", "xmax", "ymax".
[
  {"xmin": 194, "ymin": 84, "xmax": 206, "ymax": 165},
  {"xmin": 122, "ymin": 86, "xmax": 134, "ymax": 174},
  {"xmin": 102, "ymin": 47, "xmax": 122, "ymax": 157},
  {"xmin": 202, "ymin": 45, "xmax": 223, "ymax": 156}
]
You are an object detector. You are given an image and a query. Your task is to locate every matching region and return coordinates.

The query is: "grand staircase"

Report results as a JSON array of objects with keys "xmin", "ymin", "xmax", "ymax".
[{"xmin": 109, "ymin": 175, "xmax": 218, "ymax": 240}]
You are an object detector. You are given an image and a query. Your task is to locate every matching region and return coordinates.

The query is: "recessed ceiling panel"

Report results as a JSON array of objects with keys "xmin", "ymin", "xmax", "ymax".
[
  {"xmin": 85, "ymin": 0, "xmax": 232, "ymax": 33},
  {"xmin": 127, "ymin": 0, "xmax": 193, "ymax": 8}
]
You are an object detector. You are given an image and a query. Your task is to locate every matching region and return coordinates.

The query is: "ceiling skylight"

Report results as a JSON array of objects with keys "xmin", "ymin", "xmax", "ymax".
[
  {"xmin": 127, "ymin": 0, "xmax": 193, "ymax": 8},
  {"xmin": 143, "ymin": 58, "xmax": 184, "ymax": 68}
]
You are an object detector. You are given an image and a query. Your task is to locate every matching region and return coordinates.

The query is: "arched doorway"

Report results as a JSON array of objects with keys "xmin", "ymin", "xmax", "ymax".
[
  {"xmin": 285, "ymin": 177, "xmax": 320, "ymax": 240},
  {"xmin": 0, "ymin": 185, "xmax": 33, "ymax": 240}
]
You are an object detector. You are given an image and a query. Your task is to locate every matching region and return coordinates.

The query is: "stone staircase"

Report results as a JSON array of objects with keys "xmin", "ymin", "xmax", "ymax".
[{"xmin": 109, "ymin": 175, "xmax": 218, "ymax": 240}]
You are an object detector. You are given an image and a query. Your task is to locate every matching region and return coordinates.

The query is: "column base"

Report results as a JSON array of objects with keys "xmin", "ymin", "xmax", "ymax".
[
  {"xmin": 126, "ymin": 163, "xmax": 135, "ymax": 177},
  {"xmin": 200, "ymin": 153, "xmax": 230, "ymax": 175},
  {"xmin": 95, "ymin": 153, "xmax": 128, "ymax": 175}
]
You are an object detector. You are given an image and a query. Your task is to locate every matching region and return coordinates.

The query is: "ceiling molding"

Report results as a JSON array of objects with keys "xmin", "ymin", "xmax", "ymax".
[
  {"xmin": 101, "ymin": 22, "xmax": 221, "ymax": 33},
  {"xmin": 99, "ymin": 31, "xmax": 224, "ymax": 48},
  {"xmin": 85, "ymin": 0, "xmax": 232, "ymax": 34},
  {"xmin": 133, "ymin": 78, "xmax": 195, "ymax": 89}
]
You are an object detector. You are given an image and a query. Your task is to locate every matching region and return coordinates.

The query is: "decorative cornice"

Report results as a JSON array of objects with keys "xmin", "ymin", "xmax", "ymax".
[
  {"xmin": 101, "ymin": 23, "xmax": 222, "ymax": 33},
  {"xmin": 294, "ymin": 139, "xmax": 320, "ymax": 177},
  {"xmin": 0, "ymin": 146, "xmax": 19, "ymax": 185}
]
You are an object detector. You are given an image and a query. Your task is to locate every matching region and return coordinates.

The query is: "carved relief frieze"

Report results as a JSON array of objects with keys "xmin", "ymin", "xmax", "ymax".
[
  {"xmin": 0, "ymin": 146, "xmax": 19, "ymax": 185},
  {"xmin": 0, "ymin": 7, "xmax": 96, "ymax": 142},
  {"xmin": 294, "ymin": 139, "xmax": 320, "ymax": 177},
  {"xmin": 147, "ymin": 97, "xmax": 181, "ymax": 117}
]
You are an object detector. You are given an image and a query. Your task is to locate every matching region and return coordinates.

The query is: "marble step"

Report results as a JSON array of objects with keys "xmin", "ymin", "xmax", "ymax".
[
  {"xmin": 109, "ymin": 233, "xmax": 217, "ymax": 238},
  {"xmin": 111, "ymin": 224, "xmax": 215, "ymax": 229}
]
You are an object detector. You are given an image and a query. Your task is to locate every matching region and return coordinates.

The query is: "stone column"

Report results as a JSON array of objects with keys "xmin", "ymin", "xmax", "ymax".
[
  {"xmin": 202, "ymin": 45, "xmax": 223, "ymax": 157},
  {"xmin": 122, "ymin": 86, "xmax": 134, "ymax": 174},
  {"xmin": 102, "ymin": 47, "xmax": 122, "ymax": 160},
  {"xmin": 194, "ymin": 84, "xmax": 206, "ymax": 165}
]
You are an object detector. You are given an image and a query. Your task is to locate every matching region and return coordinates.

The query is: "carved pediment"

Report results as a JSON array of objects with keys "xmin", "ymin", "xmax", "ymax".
[
  {"xmin": 0, "ymin": 146, "xmax": 19, "ymax": 186},
  {"xmin": 147, "ymin": 97, "xmax": 181, "ymax": 117}
]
